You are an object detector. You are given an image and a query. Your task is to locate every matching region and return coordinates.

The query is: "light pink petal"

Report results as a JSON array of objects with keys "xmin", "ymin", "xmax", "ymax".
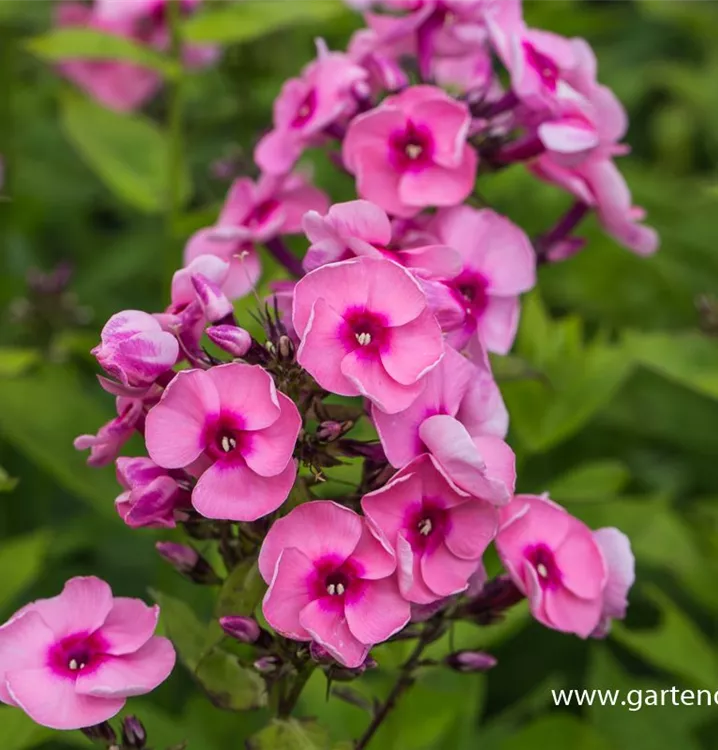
[
  {"xmin": 372, "ymin": 400, "xmax": 426, "ymax": 468},
  {"xmin": 98, "ymin": 599, "xmax": 159, "ymax": 656},
  {"xmin": 329, "ymin": 200, "xmax": 392, "ymax": 246},
  {"xmin": 299, "ymin": 600, "xmax": 369, "ymax": 669},
  {"xmin": 145, "ymin": 370, "xmax": 220, "ymax": 469},
  {"xmin": 262, "ymin": 548, "xmax": 315, "ymax": 641},
  {"xmin": 421, "ymin": 541, "xmax": 480, "ymax": 597},
  {"xmin": 75, "ymin": 637, "xmax": 175, "ymax": 698},
  {"xmin": 30, "ymin": 577, "xmax": 113, "ymax": 640},
  {"xmin": 0, "ymin": 612, "xmax": 55, "ymax": 705},
  {"xmin": 292, "ymin": 258, "xmax": 370, "ymax": 336},
  {"xmin": 477, "ymin": 295, "xmax": 520, "ymax": 355},
  {"xmin": 341, "ymin": 350, "xmax": 424, "ymax": 414},
  {"xmin": 555, "ymin": 527, "xmax": 607, "ymax": 600},
  {"xmin": 522, "ymin": 558, "xmax": 546, "ymax": 616},
  {"xmin": 444, "ymin": 501, "xmax": 498, "ymax": 561},
  {"xmin": 471, "ymin": 435, "xmax": 517, "ymax": 501},
  {"xmin": 296, "ymin": 298, "xmax": 359, "ymax": 398},
  {"xmin": 345, "ymin": 578, "xmax": 410, "ymax": 645},
  {"xmin": 223, "ymin": 250, "xmax": 262, "ymax": 300},
  {"xmin": 538, "ymin": 120, "xmax": 599, "ymax": 154},
  {"xmin": 396, "ymin": 532, "xmax": 439, "ymax": 604},
  {"xmin": 380, "ymin": 309, "xmax": 444, "ymax": 386},
  {"xmin": 398, "ymin": 149, "xmax": 477, "ymax": 208},
  {"xmin": 396, "ymin": 244, "xmax": 462, "ymax": 279},
  {"xmin": 192, "ymin": 458, "xmax": 296, "ymax": 522},
  {"xmin": 457, "ymin": 360, "xmax": 509, "ymax": 439},
  {"xmin": 592, "ymin": 527, "xmax": 634, "ymax": 635},
  {"xmin": 365, "ymin": 257, "xmax": 428, "ymax": 327},
  {"xmin": 419, "ymin": 278, "xmax": 467, "ymax": 332},
  {"xmin": 419, "ymin": 416, "xmax": 511, "ymax": 504},
  {"xmin": 544, "ymin": 587, "xmax": 603, "ymax": 638},
  {"xmin": 243, "ymin": 392, "xmax": 301, "ymax": 477},
  {"xmin": 353, "ymin": 150, "xmax": 410, "ymax": 218},
  {"xmin": 342, "ymin": 108, "xmax": 406, "ymax": 173},
  {"xmin": 6, "ymin": 668, "xmax": 124, "ymax": 730},
  {"xmin": 206, "ymin": 363, "xmax": 280, "ymax": 431},
  {"xmin": 254, "ymin": 128, "xmax": 303, "ymax": 175},
  {"xmin": 362, "ymin": 471, "xmax": 424, "ymax": 545},
  {"xmin": 350, "ymin": 525, "xmax": 396, "ymax": 580},
  {"xmin": 411, "ymin": 97, "xmax": 470, "ymax": 167},
  {"xmin": 258, "ymin": 501, "xmax": 363, "ymax": 583},
  {"xmin": 280, "ymin": 182, "xmax": 330, "ymax": 235}
]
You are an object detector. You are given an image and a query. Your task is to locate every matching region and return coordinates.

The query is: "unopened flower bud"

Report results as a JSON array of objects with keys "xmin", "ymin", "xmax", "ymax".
[
  {"xmin": 316, "ymin": 420, "xmax": 352, "ymax": 442},
  {"xmin": 206, "ymin": 325, "xmax": 252, "ymax": 358},
  {"xmin": 310, "ymin": 642, "xmax": 333, "ymax": 663},
  {"xmin": 82, "ymin": 721, "xmax": 117, "ymax": 744},
  {"xmin": 446, "ymin": 651, "xmax": 497, "ymax": 673},
  {"xmin": 219, "ymin": 615, "xmax": 260, "ymax": 644},
  {"xmin": 253, "ymin": 655, "xmax": 280, "ymax": 673},
  {"xmin": 121, "ymin": 716, "xmax": 147, "ymax": 748},
  {"xmin": 191, "ymin": 273, "xmax": 233, "ymax": 323},
  {"xmin": 277, "ymin": 334, "xmax": 295, "ymax": 362},
  {"xmin": 155, "ymin": 542, "xmax": 220, "ymax": 585}
]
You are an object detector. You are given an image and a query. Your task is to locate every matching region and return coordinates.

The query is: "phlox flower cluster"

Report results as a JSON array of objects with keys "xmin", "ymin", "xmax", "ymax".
[{"xmin": 3, "ymin": 0, "xmax": 649, "ymax": 735}]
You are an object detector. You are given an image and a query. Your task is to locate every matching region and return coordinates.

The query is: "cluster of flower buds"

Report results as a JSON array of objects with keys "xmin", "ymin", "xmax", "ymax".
[{"xmin": 1, "ymin": 0, "xmax": 647, "ymax": 735}]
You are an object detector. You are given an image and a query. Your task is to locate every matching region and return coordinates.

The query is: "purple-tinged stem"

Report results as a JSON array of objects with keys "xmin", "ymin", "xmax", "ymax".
[
  {"xmin": 535, "ymin": 201, "xmax": 590, "ymax": 263},
  {"xmin": 494, "ymin": 134, "xmax": 545, "ymax": 164},
  {"xmin": 482, "ymin": 90, "xmax": 519, "ymax": 118},
  {"xmin": 265, "ymin": 237, "xmax": 304, "ymax": 279}
]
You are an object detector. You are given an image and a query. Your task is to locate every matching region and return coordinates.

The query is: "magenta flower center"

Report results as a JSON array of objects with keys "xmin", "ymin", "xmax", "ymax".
[
  {"xmin": 48, "ymin": 631, "xmax": 108, "ymax": 679},
  {"xmin": 340, "ymin": 307, "xmax": 390, "ymax": 355},
  {"xmin": 246, "ymin": 198, "xmax": 280, "ymax": 229},
  {"xmin": 405, "ymin": 499, "xmax": 448, "ymax": 553},
  {"xmin": 523, "ymin": 42, "xmax": 559, "ymax": 92},
  {"xmin": 292, "ymin": 89, "xmax": 318, "ymax": 129},
  {"xmin": 450, "ymin": 270, "xmax": 489, "ymax": 320},
  {"xmin": 204, "ymin": 414, "xmax": 251, "ymax": 461},
  {"xmin": 388, "ymin": 120, "xmax": 435, "ymax": 172},
  {"xmin": 312, "ymin": 556, "xmax": 364, "ymax": 604},
  {"xmin": 524, "ymin": 543, "xmax": 562, "ymax": 589}
]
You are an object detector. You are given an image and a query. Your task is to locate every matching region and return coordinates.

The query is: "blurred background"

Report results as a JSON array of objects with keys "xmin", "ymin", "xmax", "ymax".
[{"xmin": 1, "ymin": 1, "xmax": 718, "ymax": 748}]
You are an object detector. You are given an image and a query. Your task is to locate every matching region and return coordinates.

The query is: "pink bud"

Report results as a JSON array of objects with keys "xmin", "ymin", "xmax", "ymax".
[
  {"xmin": 190, "ymin": 273, "xmax": 233, "ymax": 323},
  {"xmin": 219, "ymin": 616, "xmax": 261, "ymax": 644},
  {"xmin": 156, "ymin": 542, "xmax": 220, "ymax": 585},
  {"xmin": 446, "ymin": 651, "xmax": 498, "ymax": 673},
  {"xmin": 206, "ymin": 325, "xmax": 252, "ymax": 357}
]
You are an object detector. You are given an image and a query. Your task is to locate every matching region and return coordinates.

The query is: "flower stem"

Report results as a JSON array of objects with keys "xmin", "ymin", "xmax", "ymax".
[
  {"xmin": 165, "ymin": 0, "xmax": 185, "ymax": 300},
  {"xmin": 355, "ymin": 620, "xmax": 443, "ymax": 750},
  {"xmin": 265, "ymin": 237, "xmax": 304, "ymax": 278}
]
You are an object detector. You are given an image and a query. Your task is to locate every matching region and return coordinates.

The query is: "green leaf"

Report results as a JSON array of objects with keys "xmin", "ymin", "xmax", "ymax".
[
  {"xmin": 612, "ymin": 585, "xmax": 718, "ymax": 688},
  {"xmin": 216, "ymin": 558, "xmax": 266, "ymax": 618},
  {"xmin": 151, "ymin": 590, "xmax": 209, "ymax": 671},
  {"xmin": 500, "ymin": 714, "xmax": 611, "ymax": 750},
  {"xmin": 626, "ymin": 331, "xmax": 718, "ymax": 401},
  {"xmin": 184, "ymin": 0, "xmax": 347, "ymax": 45},
  {"xmin": 0, "ymin": 366, "xmax": 120, "ymax": 518},
  {"xmin": 60, "ymin": 91, "xmax": 190, "ymax": 213},
  {"xmin": 0, "ymin": 707, "xmax": 53, "ymax": 750},
  {"xmin": 27, "ymin": 28, "xmax": 179, "ymax": 77},
  {"xmin": 548, "ymin": 460, "xmax": 630, "ymax": 503},
  {"xmin": 195, "ymin": 648, "xmax": 267, "ymax": 711},
  {"xmin": 0, "ymin": 531, "xmax": 50, "ymax": 612},
  {"xmin": 0, "ymin": 348, "xmax": 40, "ymax": 378},
  {"xmin": 0, "ymin": 465, "xmax": 18, "ymax": 493},
  {"xmin": 248, "ymin": 718, "xmax": 329, "ymax": 750}
]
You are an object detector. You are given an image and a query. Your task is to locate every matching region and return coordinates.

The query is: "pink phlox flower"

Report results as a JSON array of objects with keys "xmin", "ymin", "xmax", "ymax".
[
  {"xmin": 114, "ymin": 456, "xmax": 190, "ymax": 529},
  {"xmin": 259, "ymin": 501, "xmax": 410, "ymax": 668},
  {"xmin": 495, "ymin": 494, "xmax": 613, "ymax": 638},
  {"xmin": 426, "ymin": 206, "xmax": 536, "ymax": 354},
  {"xmin": 185, "ymin": 171, "xmax": 329, "ymax": 299},
  {"xmin": 343, "ymin": 85, "xmax": 478, "ymax": 218},
  {"xmin": 144, "ymin": 363, "xmax": 301, "ymax": 521},
  {"xmin": 0, "ymin": 576, "xmax": 175, "ymax": 730},
  {"xmin": 92, "ymin": 310, "xmax": 179, "ymax": 389},
  {"xmin": 292, "ymin": 256, "xmax": 444, "ymax": 414},
  {"xmin": 591, "ymin": 527, "xmax": 635, "ymax": 638},
  {"xmin": 373, "ymin": 344, "xmax": 508, "ymax": 468},
  {"xmin": 255, "ymin": 40, "xmax": 369, "ymax": 175},
  {"xmin": 302, "ymin": 199, "xmax": 460, "ymax": 279},
  {"xmin": 362, "ymin": 454, "xmax": 498, "ymax": 604}
]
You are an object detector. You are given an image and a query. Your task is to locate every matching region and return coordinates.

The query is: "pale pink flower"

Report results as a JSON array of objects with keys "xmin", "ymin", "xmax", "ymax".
[
  {"xmin": 255, "ymin": 41, "xmax": 368, "ymax": 175},
  {"xmin": 347, "ymin": 28, "xmax": 408, "ymax": 94},
  {"xmin": 373, "ymin": 345, "xmax": 507, "ymax": 468},
  {"xmin": 362, "ymin": 454, "xmax": 497, "ymax": 604},
  {"xmin": 144, "ymin": 363, "xmax": 301, "ymax": 521},
  {"xmin": 259, "ymin": 501, "xmax": 409, "ymax": 668},
  {"xmin": 292, "ymin": 257, "xmax": 444, "ymax": 414},
  {"xmin": 114, "ymin": 457, "xmax": 189, "ymax": 529},
  {"xmin": 342, "ymin": 86, "xmax": 478, "ymax": 218},
  {"xmin": 0, "ymin": 577, "xmax": 175, "ymax": 730},
  {"xmin": 427, "ymin": 206, "xmax": 536, "ymax": 354},
  {"xmin": 185, "ymin": 172, "xmax": 329, "ymax": 298},
  {"xmin": 530, "ymin": 154, "xmax": 658, "ymax": 255},
  {"xmin": 302, "ymin": 199, "xmax": 460, "ymax": 278},
  {"xmin": 592, "ymin": 528, "xmax": 635, "ymax": 638},
  {"xmin": 92, "ymin": 310, "xmax": 178, "ymax": 388},
  {"xmin": 495, "ymin": 494, "xmax": 611, "ymax": 638}
]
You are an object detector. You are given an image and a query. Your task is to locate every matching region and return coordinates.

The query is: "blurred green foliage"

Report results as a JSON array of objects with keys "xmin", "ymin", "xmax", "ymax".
[{"xmin": 1, "ymin": 1, "xmax": 718, "ymax": 748}]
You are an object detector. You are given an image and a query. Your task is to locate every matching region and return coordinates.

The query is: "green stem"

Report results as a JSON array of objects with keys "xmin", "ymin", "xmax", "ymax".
[
  {"xmin": 279, "ymin": 663, "xmax": 315, "ymax": 717},
  {"xmin": 164, "ymin": 0, "xmax": 184, "ymax": 300}
]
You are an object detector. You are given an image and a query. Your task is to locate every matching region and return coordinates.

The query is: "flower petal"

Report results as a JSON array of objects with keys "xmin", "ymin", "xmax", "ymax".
[
  {"xmin": 243, "ymin": 392, "xmax": 301, "ymax": 477},
  {"xmin": 420, "ymin": 542, "xmax": 480, "ymax": 597},
  {"xmin": 345, "ymin": 578, "xmax": 410, "ymax": 645},
  {"xmin": 299, "ymin": 600, "xmax": 369, "ymax": 669},
  {"xmin": 206, "ymin": 363, "xmax": 280, "ymax": 431},
  {"xmin": 379, "ymin": 308, "xmax": 444, "ymax": 386},
  {"xmin": 0, "ymin": 612, "xmax": 55, "ymax": 705},
  {"xmin": 98, "ymin": 599, "xmax": 159, "ymax": 656},
  {"xmin": 444, "ymin": 501, "xmax": 498, "ymax": 561},
  {"xmin": 262, "ymin": 548, "xmax": 315, "ymax": 641},
  {"xmin": 31, "ymin": 577, "xmax": 113, "ymax": 640}
]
